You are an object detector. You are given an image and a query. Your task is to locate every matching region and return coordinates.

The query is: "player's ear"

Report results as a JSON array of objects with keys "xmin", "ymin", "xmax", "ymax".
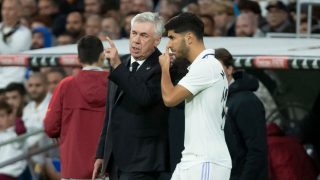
[{"xmin": 184, "ymin": 32, "xmax": 192, "ymax": 45}]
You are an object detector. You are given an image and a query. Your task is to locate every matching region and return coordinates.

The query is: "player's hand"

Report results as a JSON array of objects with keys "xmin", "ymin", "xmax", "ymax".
[
  {"xmin": 104, "ymin": 37, "xmax": 121, "ymax": 69},
  {"xmin": 92, "ymin": 159, "xmax": 104, "ymax": 180},
  {"xmin": 159, "ymin": 46, "xmax": 172, "ymax": 71}
]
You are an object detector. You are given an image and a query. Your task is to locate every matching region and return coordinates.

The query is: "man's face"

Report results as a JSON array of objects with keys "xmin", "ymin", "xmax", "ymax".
[
  {"xmin": 85, "ymin": 0, "xmax": 100, "ymax": 15},
  {"xmin": 120, "ymin": 0, "xmax": 131, "ymax": 15},
  {"xmin": 236, "ymin": 17, "xmax": 254, "ymax": 37},
  {"xmin": 31, "ymin": 32, "xmax": 45, "ymax": 49},
  {"xmin": 133, "ymin": 0, "xmax": 151, "ymax": 13},
  {"xmin": 129, "ymin": 22, "xmax": 160, "ymax": 60},
  {"xmin": 124, "ymin": 15, "xmax": 134, "ymax": 35},
  {"xmin": 57, "ymin": 35, "xmax": 73, "ymax": 45},
  {"xmin": 198, "ymin": 0, "xmax": 213, "ymax": 15},
  {"xmin": 20, "ymin": 0, "xmax": 37, "ymax": 17},
  {"xmin": 85, "ymin": 18, "xmax": 101, "ymax": 36},
  {"xmin": 38, "ymin": 0, "xmax": 57, "ymax": 16},
  {"xmin": 214, "ymin": 12, "xmax": 229, "ymax": 30},
  {"xmin": 167, "ymin": 30, "xmax": 189, "ymax": 60},
  {"xmin": 267, "ymin": 8, "xmax": 288, "ymax": 28},
  {"xmin": 5, "ymin": 91, "xmax": 24, "ymax": 111},
  {"xmin": 201, "ymin": 16, "xmax": 214, "ymax": 36},
  {"xmin": 27, "ymin": 76, "xmax": 47, "ymax": 103},
  {"xmin": 159, "ymin": 0, "xmax": 179, "ymax": 22},
  {"xmin": 66, "ymin": 12, "xmax": 84, "ymax": 35},
  {"xmin": 47, "ymin": 72, "xmax": 64, "ymax": 93},
  {"xmin": 0, "ymin": 109, "xmax": 11, "ymax": 131},
  {"xmin": 1, "ymin": 0, "xmax": 20, "ymax": 26},
  {"xmin": 101, "ymin": 18, "xmax": 120, "ymax": 39}
]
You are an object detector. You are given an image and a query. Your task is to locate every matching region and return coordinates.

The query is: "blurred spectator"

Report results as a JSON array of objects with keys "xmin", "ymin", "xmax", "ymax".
[
  {"xmin": 132, "ymin": 0, "xmax": 154, "ymax": 13},
  {"xmin": 23, "ymin": 73, "xmax": 51, "ymax": 148},
  {"xmin": 20, "ymin": 0, "xmax": 38, "ymax": 18},
  {"xmin": 0, "ymin": 0, "xmax": 31, "ymax": 89},
  {"xmin": 238, "ymin": 0, "xmax": 267, "ymax": 28},
  {"xmin": 30, "ymin": 15, "xmax": 52, "ymax": 29},
  {"xmin": 66, "ymin": 11, "xmax": 85, "ymax": 42},
  {"xmin": 261, "ymin": 0, "xmax": 295, "ymax": 33},
  {"xmin": 122, "ymin": 12, "xmax": 138, "ymax": 38},
  {"xmin": 0, "ymin": 101, "xmax": 27, "ymax": 180},
  {"xmin": 287, "ymin": 3, "xmax": 320, "ymax": 34},
  {"xmin": 20, "ymin": 0, "xmax": 38, "ymax": 28},
  {"xmin": 267, "ymin": 122, "xmax": 319, "ymax": 180},
  {"xmin": 58, "ymin": 0, "xmax": 85, "ymax": 14},
  {"xmin": 102, "ymin": 9, "xmax": 122, "ymax": 24},
  {"xmin": 120, "ymin": 0, "xmax": 131, "ymax": 16},
  {"xmin": 4, "ymin": 83, "xmax": 27, "ymax": 135},
  {"xmin": 56, "ymin": 32, "xmax": 74, "ymax": 45},
  {"xmin": 212, "ymin": 1, "xmax": 236, "ymax": 36},
  {"xmin": 159, "ymin": 0, "xmax": 181, "ymax": 22},
  {"xmin": 38, "ymin": 0, "xmax": 59, "ymax": 16},
  {"xmin": 100, "ymin": 16, "xmax": 121, "ymax": 40},
  {"xmin": 84, "ymin": 0, "xmax": 102, "ymax": 17},
  {"xmin": 85, "ymin": 14, "xmax": 102, "ymax": 36},
  {"xmin": 216, "ymin": 48, "xmax": 268, "ymax": 180},
  {"xmin": 200, "ymin": 14, "xmax": 215, "ymax": 36},
  {"xmin": 198, "ymin": 0, "xmax": 214, "ymax": 15},
  {"xmin": 31, "ymin": 26, "xmax": 53, "ymax": 49},
  {"xmin": 300, "ymin": 17, "xmax": 320, "ymax": 34},
  {"xmin": 38, "ymin": 0, "xmax": 66, "ymax": 36},
  {"xmin": 182, "ymin": 2, "xmax": 200, "ymax": 16},
  {"xmin": 46, "ymin": 68, "xmax": 67, "ymax": 93},
  {"xmin": 0, "ymin": 89, "xmax": 5, "ymax": 102},
  {"xmin": 39, "ymin": 67, "xmax": 52, "ymax": 74},
  {"xmin": 236, "ymin": 13, "xmax": 265, "ymax": 37}
]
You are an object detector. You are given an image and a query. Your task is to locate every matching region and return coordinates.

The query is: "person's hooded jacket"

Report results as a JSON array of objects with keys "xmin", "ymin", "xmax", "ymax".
[
  {"xmin": 267, "ymin": 122, "xmax": 319, "ymax": 180},
  {"xmin": 224, "ymin": 71, "xmax": 268, "ymax": 180},
  {"xmin": 44, "ymin": 70, "xmax": 108, "ymax": 179},
  {"xmin": 32, "ymin": 26, "xmax": 53, "ymax": 48}
]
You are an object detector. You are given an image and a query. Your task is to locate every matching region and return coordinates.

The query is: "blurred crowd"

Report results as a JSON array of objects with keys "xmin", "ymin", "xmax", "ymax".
[{"xmin": 1, "ymin": 0, "xmax": 320, "ymax": 50}]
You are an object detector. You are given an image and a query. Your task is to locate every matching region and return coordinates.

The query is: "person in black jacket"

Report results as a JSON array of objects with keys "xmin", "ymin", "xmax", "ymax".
[
  {"xmin": 215, "ymin": 48, "xmax": 268, "ymax": 180},
  {"xmin": 92, "ymin": 12, "xmax": 170, "ymax": 180}
]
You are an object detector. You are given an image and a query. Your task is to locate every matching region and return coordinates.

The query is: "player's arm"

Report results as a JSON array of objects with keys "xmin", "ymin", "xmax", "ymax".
[{"xmin": 159, "ymin": 48, "xmax": 192, "ymax": 107}]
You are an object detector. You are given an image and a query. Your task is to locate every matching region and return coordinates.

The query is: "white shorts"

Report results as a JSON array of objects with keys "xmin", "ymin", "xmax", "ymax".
[{"xmin": 171, "ymin": 162, "xmax": 230, "ymax": 180}]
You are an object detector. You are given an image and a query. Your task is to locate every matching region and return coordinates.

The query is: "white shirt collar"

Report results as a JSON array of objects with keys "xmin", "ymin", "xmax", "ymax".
[
  {"xmin": 130, "ymin": 56, "xmax": 145, "ymax": 66},
  {"xmin": 188, "ymin": 49, "xmax": 215, "ymax": 70},
  {"xmin": 82, "ymin": 66, "xmax": 103, "ymax": 71}
]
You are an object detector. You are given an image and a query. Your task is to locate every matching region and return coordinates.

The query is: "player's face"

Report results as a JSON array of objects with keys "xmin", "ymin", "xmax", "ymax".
[{"xmin": 167, "ymin": 30, "xmax": 189, "ymax": 60}]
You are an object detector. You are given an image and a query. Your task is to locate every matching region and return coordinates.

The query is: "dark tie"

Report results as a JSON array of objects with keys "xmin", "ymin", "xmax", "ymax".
[{"xmin": 131, "ymin": 61, "xmax": 139, "ymax": 72}]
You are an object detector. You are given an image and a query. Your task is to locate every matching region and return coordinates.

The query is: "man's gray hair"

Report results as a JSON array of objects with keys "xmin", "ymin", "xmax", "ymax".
[{"xmin": 131, "ymin": 12, "xmax": 164, "ymax": 37}]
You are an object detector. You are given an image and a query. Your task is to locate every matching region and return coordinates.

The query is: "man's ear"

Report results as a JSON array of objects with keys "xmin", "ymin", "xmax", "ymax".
[
  {"xmin": 184, "ymin": 32, "xmax": 193, "ymax": 45},
  {"xmin": 154, "ymin": 36, "xmax": 161, "ymax": 46}
]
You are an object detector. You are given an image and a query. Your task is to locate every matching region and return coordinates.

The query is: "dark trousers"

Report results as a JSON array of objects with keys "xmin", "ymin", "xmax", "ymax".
[
  {"xmin": 119, "ymin": 171, "xmax": 171, "ymax": 180},
  {"xmin": 108, "ymin": 155, "xmax": 171, "ymax": 180}
]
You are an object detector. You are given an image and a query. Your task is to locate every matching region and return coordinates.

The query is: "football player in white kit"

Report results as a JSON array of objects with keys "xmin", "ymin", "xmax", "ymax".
[{"xmin": 159, "ymin": 12, "xmax": 232, "ymax": 180}]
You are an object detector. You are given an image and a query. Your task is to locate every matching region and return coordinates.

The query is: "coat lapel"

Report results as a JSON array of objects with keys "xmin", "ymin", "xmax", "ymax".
[
  {"xmin": 114, "ymin": 49, "xmax": 161, "ymax": 105},
  {"xmin": 135, "ymin": 48, "xmax": 161, "ymax": 75}
]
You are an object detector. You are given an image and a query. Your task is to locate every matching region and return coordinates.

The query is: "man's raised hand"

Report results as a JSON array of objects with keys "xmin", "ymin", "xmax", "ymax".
[{"xmin": 104, "ymin": 37, "xmax": 121, "ymax": 69}]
